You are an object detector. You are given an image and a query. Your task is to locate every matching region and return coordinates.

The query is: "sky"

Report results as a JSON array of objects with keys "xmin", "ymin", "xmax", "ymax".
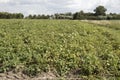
[{"xmin": 0, "ymin": 0, "xmax": 120, "ymax": 16}]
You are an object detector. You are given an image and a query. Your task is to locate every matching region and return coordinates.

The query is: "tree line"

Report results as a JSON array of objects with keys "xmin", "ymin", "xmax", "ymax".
[
  {"xmin": 73, "ymin": 6, "xmax": 120, "ymax": 20},
  {"xmin": 0, "ymin": 12, "xmax": 24, "ymax": 19},
  {"xmin": 25, "ymin": 14, "xmax": 50, "ymax": 19},
  {"xmin": 0, "ymin": 6, "xmax": 120, "ymax": 20}
]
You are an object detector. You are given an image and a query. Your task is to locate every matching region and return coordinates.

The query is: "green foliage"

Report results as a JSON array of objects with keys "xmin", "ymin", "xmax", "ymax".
[
  {"xmin": 54, "ymin": 13, "xmax": 73, "ymax": 19},
  {"xmin": 73, "ymin": 11, "xmax": 85, "ymax": 20},
  {"xmin": 94, "ymin": 5, "xmax": 107, "ymax": 16},
  {"xmin": 26, "ymin": 14, "xmax": 50, "ymax": 19},
  {"xmin": 0, "ymin": 12, "xmax": 24, "ymax": 19},
  {"xmin": 0, "ymin": 20, "xmax": 120, "ymax": 79}
]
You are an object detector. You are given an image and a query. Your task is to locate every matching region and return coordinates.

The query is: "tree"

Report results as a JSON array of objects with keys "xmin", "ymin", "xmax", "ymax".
[
  {"xmin": 73, "ymin": 10, "xmax": 85, "ymax": 20},
  {"xmin": 37, "ymin": 15, "xmax": 41, "ymax": 19},
  {"xmin": 33, "ymin": 15, "xmax": 37, "ymax": 19},
  {"xmin": 28, "ymin": 14, "xmax": 33, "ymax": 19},
  {"xmin": 65, "ymin": 12, "xmax": 72, "ymax": 16},
  {"xmin": 94, "ymin": 5, "xmax": 107, "ymax": 16}
]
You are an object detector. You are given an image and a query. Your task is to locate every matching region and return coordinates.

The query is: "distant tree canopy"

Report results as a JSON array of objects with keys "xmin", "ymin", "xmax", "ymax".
[
  {"xmin": 0, "ymin": 12, "xmax": 24, "ymax": 19},
  {"xmin": 94, "ymin": 5, "xmax": 107, "ymax": 16},
  {"xmin": 25, "ymin": 14, "xmax": 50, "ymax": 19},
  {"xmin": 0, "ymin": 5, "xmax": 120, "ymax": 20},
  {"xmin": 54, "ymin": 12, "xmax": 73, "ymax": 19},
  {"xmin": 73, "ymin": 5, "xmax": 120, "ymax": 20},
  {"xmin": 73, "ymin": 11, "xmax": 85, "ymax": 20}
]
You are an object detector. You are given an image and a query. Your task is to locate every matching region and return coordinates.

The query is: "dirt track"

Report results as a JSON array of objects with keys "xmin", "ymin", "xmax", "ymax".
[{"xmin": 0, "ymin": 72, "xmax": 57, "ymax": 80}]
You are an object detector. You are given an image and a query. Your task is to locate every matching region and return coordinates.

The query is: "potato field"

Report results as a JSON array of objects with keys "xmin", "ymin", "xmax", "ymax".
[{"xmin": 0, "ymin": 20, "xmax": 120, "ymax": 79}]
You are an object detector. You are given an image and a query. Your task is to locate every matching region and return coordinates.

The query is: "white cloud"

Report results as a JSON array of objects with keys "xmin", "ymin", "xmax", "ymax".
[
  {"xmin": 0, "ymin": 0, "xmax": 10, "ymax": 3},
  {"xmin": 0, "ymin": 0, "xmax": 119, "ymax": 16}
]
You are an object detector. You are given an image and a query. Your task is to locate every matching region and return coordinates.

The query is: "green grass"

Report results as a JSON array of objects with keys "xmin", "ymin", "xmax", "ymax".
[{"xmin": 0, "ymin": 19, "xmax": 120, "ymax": 79}]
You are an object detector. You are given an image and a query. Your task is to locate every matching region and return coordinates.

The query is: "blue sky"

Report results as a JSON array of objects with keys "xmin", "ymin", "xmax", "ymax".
[{"xmin": 0, "ymin": 0, "xmax": 120, "ymax": 16}]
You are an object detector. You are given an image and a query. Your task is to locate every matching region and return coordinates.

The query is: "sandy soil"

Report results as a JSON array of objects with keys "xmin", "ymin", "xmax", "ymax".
[
  {"xmin": 0, "ymin": 72, "xmax": 57, "ymax": 80},
  {"xmin": 81, "ymin": 20, "xmax": 111, "ymax": 25}
]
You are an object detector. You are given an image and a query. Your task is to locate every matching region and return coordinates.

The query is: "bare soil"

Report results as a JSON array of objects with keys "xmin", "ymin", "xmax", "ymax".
[{"xmin": 0, "ymin": 72, "xmax": 57, "ymax": 80}]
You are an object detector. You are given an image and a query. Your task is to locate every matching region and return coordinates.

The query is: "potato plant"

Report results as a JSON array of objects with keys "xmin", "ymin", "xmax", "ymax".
[{"xmin": 0, "ymin": 19, "xmax": 120, "ymax": 79}]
